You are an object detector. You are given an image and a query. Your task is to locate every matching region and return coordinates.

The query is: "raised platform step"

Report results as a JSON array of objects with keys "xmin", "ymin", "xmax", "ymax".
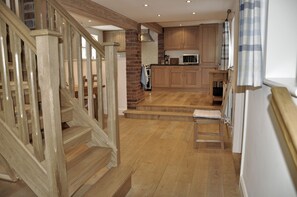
[
  {"xmin": 124, "ymin": 109, "xmax": 194, "ymax": 122},
  {"xmin": 136, "ymin": 104, "xmax": 219, "ymax": 112},
  {"xmin": 84, "ymin": 165, "xmax": 132, "ymax": 197},
  {"xmin": 66, "ymin": 146, "xmax": 112, "ymax": 196}
]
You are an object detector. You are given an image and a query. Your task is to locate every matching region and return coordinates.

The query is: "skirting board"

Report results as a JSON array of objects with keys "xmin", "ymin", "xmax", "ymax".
[{"xmin": 239, "ymin": 176, "xmax": 248, "ymax": 197}]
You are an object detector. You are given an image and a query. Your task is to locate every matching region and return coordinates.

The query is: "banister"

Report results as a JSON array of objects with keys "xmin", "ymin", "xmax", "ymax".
[
  {"xmin": 46, "ymin": 0, "xmax": 105, "ymax": 56},
  {"xmin": 0, "ymin": 1, "xmax": 36, "ymax": 53},
  {"xmin": 271, "ymin": 87, "xmax": 297, "ymax": 168}
]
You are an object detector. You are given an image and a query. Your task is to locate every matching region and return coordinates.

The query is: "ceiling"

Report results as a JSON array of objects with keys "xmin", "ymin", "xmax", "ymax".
[{"xmin": 72, "ymin": 0, "xmax": 236, "ymax": 30}]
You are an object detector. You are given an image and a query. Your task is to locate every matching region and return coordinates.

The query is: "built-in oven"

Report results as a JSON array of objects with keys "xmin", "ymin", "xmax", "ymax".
[{"xmin": 145, "ymin": 66, "xmax": 152, "ymax": 91}]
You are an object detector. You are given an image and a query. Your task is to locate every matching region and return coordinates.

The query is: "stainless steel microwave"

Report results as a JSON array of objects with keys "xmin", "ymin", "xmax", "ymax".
[{"xmin": 182, "ymin": 54, "xmax": 199, "ymax": 64}]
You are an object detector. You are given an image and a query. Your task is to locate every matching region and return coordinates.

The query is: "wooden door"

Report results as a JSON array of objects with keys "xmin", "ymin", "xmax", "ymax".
[
  {"xmin": 164, "ymin": 27, "xmax": 183, "ymax": 50},
  {"xmin": 152, "ymin": 66, "xmax": 170, "ymax": 88},
  {"xmin": 200, "ymin": 24, "xmax": 218, "ymax": 65},
  {"xmin": 183, "ymin": 67, "xmax": 201, "ymax": 88},
  {"xmin": 170, "ymin": 67, "xmax": 184, "ymax": 88},
  {"xmin": 183, "ymin": 27, "xmax": 198, "ymax": 50}
]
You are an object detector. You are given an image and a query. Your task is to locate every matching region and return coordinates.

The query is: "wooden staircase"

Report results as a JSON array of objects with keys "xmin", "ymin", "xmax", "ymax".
[{"xmin": 0, "ymin": 0, "xmax": 131, "ymax": 196}]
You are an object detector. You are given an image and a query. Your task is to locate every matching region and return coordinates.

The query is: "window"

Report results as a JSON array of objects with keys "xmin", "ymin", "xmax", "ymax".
[{"xmin": 81, "ymin": 34, "xmax": 99, "ymax": 59}]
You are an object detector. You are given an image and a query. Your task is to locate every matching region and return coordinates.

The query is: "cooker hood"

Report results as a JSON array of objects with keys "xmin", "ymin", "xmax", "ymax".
[{"xmin": 140, "ymin": 29, "xmax": 154, "ymax": 42}]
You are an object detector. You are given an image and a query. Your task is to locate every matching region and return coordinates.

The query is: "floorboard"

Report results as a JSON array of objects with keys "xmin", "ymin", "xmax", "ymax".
[{"xmin": 121, "ymin": 118, "xmax": 240, "ymax": 197}]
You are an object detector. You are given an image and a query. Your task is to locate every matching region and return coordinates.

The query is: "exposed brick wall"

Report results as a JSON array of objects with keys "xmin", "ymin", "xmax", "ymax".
[
  {"xmin": 158, "ymin": 33, "xmax": 164, "ymax": 64},
  {"xmin": 126, "ymin": 29, "xmax": 144, "ymax": 108}
]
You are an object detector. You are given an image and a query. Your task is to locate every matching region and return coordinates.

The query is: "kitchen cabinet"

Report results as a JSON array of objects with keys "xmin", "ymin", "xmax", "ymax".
[
  {"xmin": 103, "ymin": 30, "xmax": 126, "ymax": 52},
  {"xmin": 183, "ymin": 67, "xmax": 202, "ymax": 88},
  {"xmin": 152, "ymin": 66, "xmax": 170, "ymax": 88},
  {"xmin": 169, "ymin": 67, "xmax": 184, "ymax": 88},
  {"xmin": 152, "ymin": 65, "xmax": 203, "ymax": 91},
  {"xmin": 201, "ymin": 66, "xmax": 217, "ymax": 89},
  {"xmin": 199, "ymin": 24, "xmax": 220, "ymax": 65},
  {"xmin": 164, "ymin": 27, "xmax": 198, "ymax": 50}
]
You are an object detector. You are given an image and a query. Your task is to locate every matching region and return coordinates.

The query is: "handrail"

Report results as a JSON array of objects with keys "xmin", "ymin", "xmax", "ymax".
[
  {"xmin": 46, "ymin": 0, "xmax": 105, "ymax": 56},
  {"xmin": 0, "ymin": 1, "xmax": 36, "ymax": 53},
  {"xmin": 271, "ymin": 87, "xmax": 297, "ymax": 168}
]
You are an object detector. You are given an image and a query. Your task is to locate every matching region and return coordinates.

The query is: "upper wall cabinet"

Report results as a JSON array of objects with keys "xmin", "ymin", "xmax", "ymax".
[
  {"xmin": 164, "ymin": 26, "xmax": 198, "ymax": 50},
  {"xmin": 199, "ymin": 24, "xmax": 221, "ymax": 65},
  {"xmin": 103, "ymin": 30, "xmax": 126, "ymax": 52}
]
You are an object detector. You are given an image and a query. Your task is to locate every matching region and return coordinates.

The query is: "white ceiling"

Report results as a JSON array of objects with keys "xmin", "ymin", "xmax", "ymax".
[{"xmin": 89, "ymin": 0, "xmax": 236, "ymax": 27}]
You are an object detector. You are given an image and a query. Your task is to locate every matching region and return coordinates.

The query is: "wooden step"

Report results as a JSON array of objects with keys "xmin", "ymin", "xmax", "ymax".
[
  {"xmin": 63, "ymin": 126, "xmax": 92, "ymax": 151},
  {"xmin": 26, "ymin": 106, "xmax": 73, "ymax": 131},
  {"xmin": 84, "ymin": 165, "xmax": 132, "ymax": 197},
  {"xmin": 67, "ymin": 146, "xmax": 112, "ymax": 195},
  {"xmin": 124, "ymin": 109, "xmax": 193, "ymax": 122},
  {"xmin": 136, "ymin": 104, "xmax": 220, "ymax": 112}
]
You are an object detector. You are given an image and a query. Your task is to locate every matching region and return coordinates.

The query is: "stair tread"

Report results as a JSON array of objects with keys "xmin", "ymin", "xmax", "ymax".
[
  {"xmin": 84, "ymin": 165, "xmax": 132, "ymax": 197},
  {"xmin": 67, "ymin": 146, "xmax": 112, "ymax": 195},
  {"xmin": 63, "ymin": 126, "xmax": 92, "ymax": 151}
]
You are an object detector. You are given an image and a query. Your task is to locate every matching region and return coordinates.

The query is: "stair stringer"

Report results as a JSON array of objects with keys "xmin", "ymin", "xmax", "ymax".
[
  {"xmin": 0, "ymin": 154, "xmax": 17, "ymax": 182},
  {"xmin": 60, "ymin": 89, "xmax": 117, "ymax": 154},
  {"xmin": 0, "ymin": 118, "xmax": 48, "ymax": 196}
]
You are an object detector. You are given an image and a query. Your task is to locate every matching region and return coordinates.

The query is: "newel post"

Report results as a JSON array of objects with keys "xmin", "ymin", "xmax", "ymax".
[
  {"xmin": 104, "ymin": 42, "xmax": 120, "ymax": 166},
  {"xmin": 31, "ymin": 30, "xmax": 68, "ymax": 197}
]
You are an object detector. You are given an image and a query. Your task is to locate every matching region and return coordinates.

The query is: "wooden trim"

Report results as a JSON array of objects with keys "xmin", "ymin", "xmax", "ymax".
[
  {"xmin": 56, "ymin": 0, "xmax": 138, "ymax": 30},
  {"xmin": 0, "ymin": 1, "xmax": 36, "ymax": 52},
  {"xmin": 47, "ymin": 0, "xmax": 105, "ymax": 55},
  {"xmin": 0, "ymin": 118, "xmax": 48, "ymax": 196},
  {"xmin": 142, "ymin": 23, "xmax": 163, "ymax": 34},
  {"xmin": 32, "ymin": 30, "xmax": 69, "ymax": 197},
  {"xmin": 0, "ymin": 154, "xmax": 17, "ymax": 182},
  {"xmin": 104, "ymin": 42, "xmax": 120, "ymax": 166},
  {"xmin": 271, "ymin": 87, "xmax": 297, "ymax": 169}
]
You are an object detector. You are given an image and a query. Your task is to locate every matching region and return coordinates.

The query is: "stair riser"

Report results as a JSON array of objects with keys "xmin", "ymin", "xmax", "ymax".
[
  {"xmin": 68, "ymin": 151, "xmax": 111, "ymax": 195},
  {"xmin": 125, "ymin": 113, "xmax": 193, "ymax": 122},
  {"xmin": 64, "ymin": 132, "xmax": 92, "ymax": 152}
]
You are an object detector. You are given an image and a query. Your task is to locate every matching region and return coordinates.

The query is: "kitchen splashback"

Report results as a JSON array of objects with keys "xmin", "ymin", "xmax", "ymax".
[{"xmin": 165, "ymin": 50, "xmax": 199, "ymax": 64}]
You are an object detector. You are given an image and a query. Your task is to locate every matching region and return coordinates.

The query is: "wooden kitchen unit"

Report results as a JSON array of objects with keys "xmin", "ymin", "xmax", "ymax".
[
  {"xmin": 151, "ymin": 65, "xmax": 217, "ymax": 92},
  {"xmin": 164, "ymin": 26, "xmax": 198, "ymax": 50}
]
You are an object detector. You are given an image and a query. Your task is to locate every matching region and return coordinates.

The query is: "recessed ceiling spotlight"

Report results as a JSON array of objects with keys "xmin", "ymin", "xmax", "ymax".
[
  {"xmin": 179, "ymin": 24, "xmax": 182, "ymax": 26},
  {"xmin": 144, "ymin": 4, "xmax": 148, "ymax": 7},
  {"xmin": 88, "ymin": 20, "xmax": 92, "ymax": 22},
  {"xmin": 192, "ymin": 12, "xmax": 196, "ymax": 15},
  {"xmin": 186, "ymin": 0, "xmax": 191, "ymax": 3},
  {"xmin": 157, "ymin": 14, "xmax": 161, "ymax": 17}
]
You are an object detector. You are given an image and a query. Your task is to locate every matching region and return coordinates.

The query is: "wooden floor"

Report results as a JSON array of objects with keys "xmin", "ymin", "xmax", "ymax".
[
  {"xmin": 120, "ymin": 118, "xmax": 240, "ymax": 197},
  {"xmin": 0, "ymin": 91, "xmax": 240, "ymax": 196}
]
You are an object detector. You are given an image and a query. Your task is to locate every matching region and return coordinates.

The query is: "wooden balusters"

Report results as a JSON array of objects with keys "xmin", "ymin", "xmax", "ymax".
[
  {"xmin": 24, "ymin": 44, "xmax": 44, "ymax": 161},
  {"xmin": 66, "ymin": 22, "xmax": 74, "ymax": 96},
  {"xmin": 86, "ymin": 42, "xmax": 94, "ymax": 118},
  {"xmin": 76, "ymin": 32, "xmax": 84, "ymax": 107},
  {"xmin": 10, "ymin": 29, "xmax": 30, "ymax": 144},
  {"xmin": 96, "ymin": 52, "xmax": 104, "ymax": 128},
  {"xmin": 0, "ymin": 18, "xmax": 15, "ymax": 128}
]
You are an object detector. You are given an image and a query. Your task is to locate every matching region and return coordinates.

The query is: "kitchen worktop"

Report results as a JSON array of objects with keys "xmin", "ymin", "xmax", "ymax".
[{"xmin": 151, "ymin": 64, "xmax": 199, "ymax": 66}]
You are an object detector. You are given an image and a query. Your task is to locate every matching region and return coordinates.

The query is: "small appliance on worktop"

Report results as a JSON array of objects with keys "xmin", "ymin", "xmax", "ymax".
[{"xmin": 182, "ymin": 54, "xmax": 199, "ymax": 64}]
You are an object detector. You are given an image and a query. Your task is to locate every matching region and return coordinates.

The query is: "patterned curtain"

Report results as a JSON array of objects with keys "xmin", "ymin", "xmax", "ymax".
[
  {"xmin": 238, "ymin": 0, "xmax": 263, "ymax": 87},
  {"xmin": 221, "ymin": 20, "xmax": 230, "ymax": 70}
]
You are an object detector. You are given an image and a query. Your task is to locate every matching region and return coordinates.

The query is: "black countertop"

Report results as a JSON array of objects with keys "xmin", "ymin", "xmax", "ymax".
[{"xmin": 150, "ymin": 64, "xmax": 200, "ymax": 66}]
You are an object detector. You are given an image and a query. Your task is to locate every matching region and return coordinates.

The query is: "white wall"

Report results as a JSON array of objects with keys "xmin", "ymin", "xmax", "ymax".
[
  {"xmin": 240, "ymin": 0, "xmax": 297, "ymax": 196},
  {"xmin": 240, "ymin": 86, "xmax": 297, "ymax": 197},
  {"xmin": 265, "ymin": 0, "xmax": 297, "ymax": 78}
]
